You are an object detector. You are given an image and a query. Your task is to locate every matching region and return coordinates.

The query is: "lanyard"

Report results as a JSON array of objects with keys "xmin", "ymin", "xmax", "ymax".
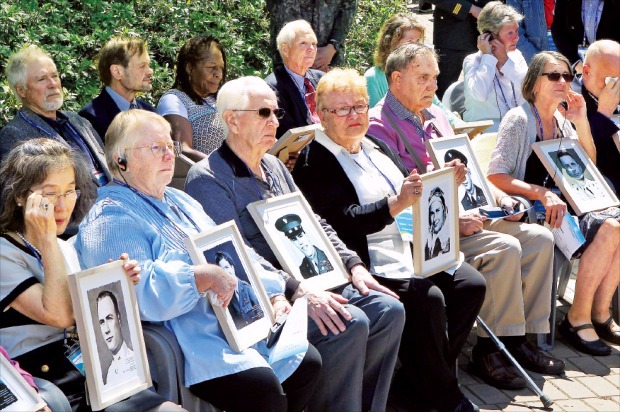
[
  {"xmin": 351, "ymin": 146, "xmax": 398, "ymax": 196},
  {"xmin": 243, "ymin": 161, "xmax": 283, "ymax": 200},
  {"xmin": 531, "ymin": 104, "xmax": 556, "ymax": 141},
  {"xmin": 405, "ymin": 114, "xmax": 437, "ymax": 142},
  {"xmin": 494, "ymin": 74, "xmax": 517, "ymax": 115},
  {"xmin": 113, "ymin": 179, "xmax": 201, "ymax": 235},
  {"xmin": 17, "ymin": 231, "xmax": 43, "ymax": 267}
]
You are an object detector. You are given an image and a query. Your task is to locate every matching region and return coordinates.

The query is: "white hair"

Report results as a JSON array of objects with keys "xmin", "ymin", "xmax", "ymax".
[
  {"xmin": 5, "ymin": 45, "xmax": 54, "ymax": 103},
  {"xmin": 477, "ymin": 1, "xmax": 523, "ymax": 36},
  {"xmin": 276, "ymin": 20, "xmax": 314, "ymax": 57},
  {"xmin": 216, "ymin": 76, "xmax": 277, "ymax": 135}
]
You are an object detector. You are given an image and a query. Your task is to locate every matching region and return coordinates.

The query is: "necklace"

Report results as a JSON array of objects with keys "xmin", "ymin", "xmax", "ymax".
[{"xmin": 17, "ymin": 231, "xmax": 43, "ymax": 266}]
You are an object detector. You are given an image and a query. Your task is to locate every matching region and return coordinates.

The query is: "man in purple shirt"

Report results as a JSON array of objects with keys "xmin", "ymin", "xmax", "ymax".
[{"xmin": 368, "ymin": 42, "xmax": 565, "ymax": 390}]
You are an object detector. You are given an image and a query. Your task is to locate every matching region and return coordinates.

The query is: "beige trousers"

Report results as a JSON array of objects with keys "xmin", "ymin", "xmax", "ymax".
[{"xmin": 460, "ymin": 219, "xmax": 554, "ymax": 337}]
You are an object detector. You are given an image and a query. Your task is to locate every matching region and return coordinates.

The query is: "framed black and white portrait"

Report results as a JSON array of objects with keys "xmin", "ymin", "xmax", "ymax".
[
  {"xmin": 68, "ymin": 261, "xmax": 152, "ymax": 411},
  {"xmin": 0, "ymin": 355, "xmax": 45, "ymax": 412},
  {"xmin": 247, "ymin": 192, "xmax": 350, "ymax": 291},
  {"xmin": 413, "ymin": 167, "xmax": 461, "ymax": 277},
  {"xmin": 426, "ymin": 134, "xmax": 496, "ymax": 213},
  {"xmin": 185, "ymin": 221, "xmax": 274, "ymax": 352},
  {"xmin": 532, "ymin": 139, "xmax": 619, "ymax": 215}
]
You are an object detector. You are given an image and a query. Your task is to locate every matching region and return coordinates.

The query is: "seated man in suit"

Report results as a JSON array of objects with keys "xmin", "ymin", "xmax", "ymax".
[
  {"xmin": 265, "ymin": 20, "xmax": 323, "ymax": 139},
  {"xmin": 80, "ymin": 36, "xmax": 155, "ymax": 139},
  {"xmin": 1, "ymin": 45, "xmax": 110, "ymax": 188}
]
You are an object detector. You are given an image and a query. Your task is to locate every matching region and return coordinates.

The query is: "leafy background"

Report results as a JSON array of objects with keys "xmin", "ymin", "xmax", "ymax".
[{"xmin": 0, "ymin": 0, "xmax": 407, "ymax": 127}]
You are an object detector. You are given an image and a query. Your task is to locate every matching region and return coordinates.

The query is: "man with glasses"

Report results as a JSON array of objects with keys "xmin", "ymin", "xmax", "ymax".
[
  {"xmin": 186, "ymin": 76, "xmax": 405, "ymax": 412},
  {"xmin": 80, "ymin": 36, "xmax": 155, "ymax": 139},
  {"xmin": 368, "ymin": 42, "xmax": 564, "ymax": 390},
  {"xmin": 1, "ymin": 45, "xmax": 110, "ymax": 189}
]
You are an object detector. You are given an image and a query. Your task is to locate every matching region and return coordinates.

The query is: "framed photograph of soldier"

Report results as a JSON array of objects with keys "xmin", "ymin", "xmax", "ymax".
[
  {"xmin": 67, "ymin": 261, "xmax": 152, "ymax": 411},
  {"xmin": 452, "ymin": 119, "xmax": 494, "ymax": 139},
  {"xmin": 413, "ymin": 167, "xmax": 460, "ymax": 278},
  {"xmin": 268, "ymin": 124, "xmax": 322, "ymax": 164},
  {"xmin": 426, "ymin": 134, "xmax": 496, "ymax": 213},
  {"xmin": 185, "ymin": 221, "xmax": 274, "ymax": 352},
  {"xmin": 247, "ymin": 192, "xmax": 350, "ymax": 291},
  {"xmin": 0, "ymin": 355, "xmax": 45, "ymax": 412},
  {"xmin": 532, "ymin": 139, "xmax": 619, "ymax": 215}
]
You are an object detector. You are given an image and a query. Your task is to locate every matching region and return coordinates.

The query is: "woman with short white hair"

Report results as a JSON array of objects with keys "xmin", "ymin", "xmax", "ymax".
[{"xmin": 462, "ymin": 1, "xmax": 528, "ymax": 132}]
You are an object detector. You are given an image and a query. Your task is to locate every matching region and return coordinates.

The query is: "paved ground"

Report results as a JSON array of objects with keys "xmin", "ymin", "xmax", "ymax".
[{"xmin": 403, "ymin": 5, "xmax": 620, "ymax": 410}]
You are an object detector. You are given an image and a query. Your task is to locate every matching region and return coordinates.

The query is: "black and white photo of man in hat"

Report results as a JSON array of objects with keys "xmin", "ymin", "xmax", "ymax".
[{"xmin": 444, "ymin": 149, "xmax": 488, "ymax": 211}]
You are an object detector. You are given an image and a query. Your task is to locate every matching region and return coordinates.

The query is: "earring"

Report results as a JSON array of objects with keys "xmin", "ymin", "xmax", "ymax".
[{"xmin": 17, "ymin": 202, "xmax": 22, "ymax": 207}]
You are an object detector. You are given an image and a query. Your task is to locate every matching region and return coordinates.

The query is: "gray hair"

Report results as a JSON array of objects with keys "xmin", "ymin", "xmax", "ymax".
[
  {"xmin": 385, "ymin": 42, "xmax": 438, "ymax": 85},
  {"xmin": 276, "ymin": 20, "xmax": 314, "ymax": 57},
  {"xmin": 105, "ymin": 109, "xmax": 171, "ymax": 174},
  {"xmin": 5, "ymin": 45, "xmax": 54, "ymax": 103},
  {"xmin": 477, "ymin": 1, "xmax": 523, "ymax": 36},
  {"xmin": 217, "ymin": 76, "xmax": 276, "ymax": 135},
  {"xmin": 521, "ymin": 51, "xmax": 572, "ymax": 103}
]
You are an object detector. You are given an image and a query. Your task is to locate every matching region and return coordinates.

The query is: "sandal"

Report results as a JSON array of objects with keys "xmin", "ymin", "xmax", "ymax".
[
  {"xmin": 558, "ymin": 316, "xmax": 611, "ymax": 356},
  {"xmin": 593, "ymin": 316, "xmax": 620, "ymax": 345}
]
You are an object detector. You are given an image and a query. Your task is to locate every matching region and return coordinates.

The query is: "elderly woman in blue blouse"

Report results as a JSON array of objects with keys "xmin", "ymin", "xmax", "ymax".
[
  {"xmin": 462, "ymin": 1, "xmax": 528, "ymax": 132},
  {"xmin": 74, "ymin": 110, "xmax": 321, "ymax": 412}
]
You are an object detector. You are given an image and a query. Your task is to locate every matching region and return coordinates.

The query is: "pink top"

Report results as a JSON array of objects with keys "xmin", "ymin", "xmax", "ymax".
[{"xmin": 0, "ymin": 346, "xmax": 37, "ymax": 390}]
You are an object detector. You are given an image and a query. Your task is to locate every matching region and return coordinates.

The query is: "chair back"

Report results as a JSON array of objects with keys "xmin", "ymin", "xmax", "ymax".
[
  {"xmin": 169, "ymin": 154, "xmax": 195, "ymax": 191},
  {"xmin": 442, "ymin": 80, "xmax": 465, "ymax": 117}
]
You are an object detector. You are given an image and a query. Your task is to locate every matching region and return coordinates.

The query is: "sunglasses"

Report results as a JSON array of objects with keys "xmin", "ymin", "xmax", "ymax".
[
  {"xmin": 540, "ymin": 72, "xmax": 574, "ymax": 82},
  {"xmin": 233, "ymin": 108, "xmax": 286, "ymax": 119}
]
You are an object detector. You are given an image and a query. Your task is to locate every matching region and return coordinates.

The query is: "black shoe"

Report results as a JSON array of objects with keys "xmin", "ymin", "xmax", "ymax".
[
  {"xmin": 454, "ymin": 397, "xmax": 479, "ymax": 412},
  {"xmin": 511, "ymin": 341, "xmax": 565, "ymax": 375},
  {"xmin": 593, "ymin": 316, "xmax": 620, "ymax": 345},
  {"xmin": 468, "ymin": 350, "xmax": 526, "ymax": 389},
  {"xmin": 558, "ymin": 315, "xmax": 612, "ymax": 356}
]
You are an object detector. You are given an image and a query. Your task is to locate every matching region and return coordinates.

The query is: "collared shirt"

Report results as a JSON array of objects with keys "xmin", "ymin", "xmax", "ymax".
[
  {"xmin": 582, "ymin": 0, "xmax": 605, "ymax": 45},
  {"xmin": 105, "ymin": 341, "xmax": 137, "ymax": 388},
  {"xmin": 284, "ymin": 66, "xmax": 308, "ymax": 94},
  {"xmin": 105, "ymin": 86, "xmax": 137, "ymax": 112}
]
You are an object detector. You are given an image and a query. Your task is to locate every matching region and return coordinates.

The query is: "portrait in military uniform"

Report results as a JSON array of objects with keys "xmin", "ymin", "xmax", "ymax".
[
  {"xmin": 275, "ymin": 214, "xmax": 334, "ymax": 279},
  {"xmin": 211, "ymin": 247, "xmax": 265, "ymax": 330},
  {"xmin": 443, "ymin": 149, "xmax": 488, "ymax": 211}
]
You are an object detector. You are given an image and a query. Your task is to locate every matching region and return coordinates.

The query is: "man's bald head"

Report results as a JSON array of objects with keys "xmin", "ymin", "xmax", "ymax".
[{"xmin": 583, "ymin": 40, "xmax": 620, "ymax": 98}]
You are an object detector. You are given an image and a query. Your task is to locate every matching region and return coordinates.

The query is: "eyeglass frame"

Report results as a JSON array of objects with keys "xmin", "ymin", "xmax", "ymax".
[
  {"xmin": 27, "ymin": 189, "xmax": 82, "ymax": 205},
  {"xmin": 125, "ymin": 141, "xmax": 181, "ymax": 158},
  {"xmin": 232, "ymin": 108, "xmax": 286, "ymax": 119},
  {"xmin": 540, "ymin": 72, "xmax": 574, "ymax": 82},
  {"xmin": 322, "ymin": 104, "xmax": 370, "ymax": 117}
]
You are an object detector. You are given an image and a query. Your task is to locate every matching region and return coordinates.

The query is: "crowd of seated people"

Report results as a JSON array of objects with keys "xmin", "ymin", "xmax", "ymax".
[{"xmin": 1, "ymin": 3, "xmax": 619, "ymax": 411}]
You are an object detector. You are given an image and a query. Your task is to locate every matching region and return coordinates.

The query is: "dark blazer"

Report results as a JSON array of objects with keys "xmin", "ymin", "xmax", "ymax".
[
  {"xmin": 461, "ymin": 185, "xmax": 488, "ymax": 210},
  {"xmin": 292, "ymin": 135, "xmax": 409, "ymax": 267},
  {"xmin": 299, "ymin": 247, "xmax": 334, "ymax": 278},
  {"xmin": 79, "ymin": 88, "xmax": 155, "ymax": 141},
  {"xmin": 0, "ymin": 107, "xmax": 111, "ymax": 183},
  {"xmin": 265, "ymin": 66, "xmax": 324, "ymax": 139},
  {"xmin": 552, "ymin": 0, "xmax": 620, "ymax": 65},
  {"xmin": 429, "ymin": 0, "xmax": 494, "ymax": 51}
]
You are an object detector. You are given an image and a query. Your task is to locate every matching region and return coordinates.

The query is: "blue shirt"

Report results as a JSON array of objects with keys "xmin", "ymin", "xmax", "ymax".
[
  {"xmin": 105, "ymin": 86, "xmax": 137, "ymax": 111},
  {"xmin": 75, "ymin": 185, "xmax": 302, "ymax": 386}
]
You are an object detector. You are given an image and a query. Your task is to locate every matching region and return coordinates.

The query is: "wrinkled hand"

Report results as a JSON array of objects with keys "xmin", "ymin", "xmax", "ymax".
[
  {"xmin": 490, "ymin": 39, "xmax": 508, "ymax": 68},
  {"xmin": 499, "ymin": 196, "xmax": 525, "ymax": 222},
  {"xmin": 198, "ymin": 264, "xmax": 238, "ymax": 308},
  {"xmin": 444, "ymin": 160, "xmax": 467, "ymax": 185},
  {"xmin": 397, "ymin": 169, "xmax": 423, "ymax": 206},
  {"xmin": 565, "ymin": 89, "xmax": 588, "ymax": 125},
  {"xmin": 477, "ymin": 32, "xmax": 493, "ymax": 54},
  {"xmin": 312, "ymin": 44, "xmax": 336, "ymax": 71},
  {"xmin": 470, "ymin": 5, "xmax": 481, "ymax": 18},
  {"xmin": 541, "ymin": 190, "xmax": 567, "ymax": 228},
  {"xmin": 285, "ymin": 152, "xmax": 299, "ymax": 172},
  {"xmin": 305, "ymin": 288, "xmax": 351, "ymax": 336},
  {"xmin": 597, "ymin": 77, "xmax": 620, "ymax": 117},
  {"xmin": 350, "ymin": 265, "xmax": 399, "ymax": 299},
  {"xmin": 459, "ymin": 213, "xmax": 486, "ymax": 236},
  {"xmin": 272, "ymin": 297, "xmax": 292, "ymax": 318},
  {"xmin": 22, "ymin": 190, "xmax": 57, "ymax": 244},
  {"xmin": 117, "ymin": 253, "xmax": 141, "ymax": 285}
]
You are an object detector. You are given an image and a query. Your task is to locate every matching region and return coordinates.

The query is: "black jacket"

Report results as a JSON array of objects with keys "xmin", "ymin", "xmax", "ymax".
[
  {"xmin": 429, "ymin": 0, "xmax": 494, "ymax": 51},
  {"xmin": 292, "ymin": 136, "xmax": 409, "ymax": 267},
  {"xmin": 265, "ymin": 66, "xmax": 324, "ymax": 139}
]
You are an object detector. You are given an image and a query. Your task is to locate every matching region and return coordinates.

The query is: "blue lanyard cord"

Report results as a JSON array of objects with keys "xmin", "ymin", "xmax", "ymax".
[
  {"xmin": 113, "ymin": 179, "xmax": 201, "ymax": 236},
  {"xmin": 493, "ymin": 75, "xmax": 517, "ymax": 115},
  {"xmin": 406, "ymin": 114, "xmax": 436, "ymax": 142},
  {"xmin": 17, "ymin": 231, "xmax": 44, "ymax": 267},
  {"xmin": 351, "ymin": 146, "xmax": 398, "ymax": 196},
  {"xmin": 243, "ymin": 161, "xmax": 283, "ymax": 201},
  {"xmin": 531, "ymin": 104, "xmax": 556, "ymax": 141}
]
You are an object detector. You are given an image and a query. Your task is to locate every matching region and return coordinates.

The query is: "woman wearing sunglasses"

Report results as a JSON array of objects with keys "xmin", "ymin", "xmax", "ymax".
[
  {"xmin": 488, "ymin": 51, "xmax": 620, "ymax": 356},
  {"xmin": 462, "ymin": 1, "xmax": 528, "ymax": 132}
]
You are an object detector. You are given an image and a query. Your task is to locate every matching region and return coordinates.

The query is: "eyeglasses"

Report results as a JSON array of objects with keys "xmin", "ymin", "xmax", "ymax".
[
  {"xmin": 126, "ymin": 141, "xmax": 181, "ymax": 158},
  {"xmin": 323, "ymin": 104, "xmax": 369, "ymax": 117},
  {"xmin": 203, "ymin": 65, "xmax": 224, "ymax": 75},
  {"xmin": 233, "ymin": 108, "xmax": 286, "ymax": 119},
  {"xmin": 540, "ymin": 72, "xmax": 574, "ymax": 82},
  {"xmin": 29, "ymin": 189, "xmax": 81, "ymax": 205}
]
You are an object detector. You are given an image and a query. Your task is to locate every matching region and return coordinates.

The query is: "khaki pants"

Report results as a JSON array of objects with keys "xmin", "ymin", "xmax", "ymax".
[{"xmin": 460, "ymin": 220, "xmax": 554, "ymax": 337}]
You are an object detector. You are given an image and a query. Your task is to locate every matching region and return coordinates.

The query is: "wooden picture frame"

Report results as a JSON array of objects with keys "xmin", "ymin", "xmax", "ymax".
[
  {"xmin": 452, "ymin": 119, "xmax": 494, "ymax": 139},
  {"xmin": 268, "ymin": 124, "xmax": 322, "ymax": 163},
  {"xmin": 185, "ymin": 221, "xmax": 274, "ymax": 352},
  {"xmin": 426, "ymin": 133, "xmax": 496, "ymax": 213},
  {"xmin": 413, "ymin": 167, "xmax": 461, "ymax": 277},
  {"xmin": 247, "ymin": 192, "xmax": 350, "ymax": 291},
  {"xmin": 0, "ymin": 355, "xmax": 45, "ymax": 412},
  {"xmin": 532, "ymin": 139, "xmax": 619, "ymax": 215},
  {"xmin": 68, "ymin": 261, "xmax": 152, "ymax": 411}
]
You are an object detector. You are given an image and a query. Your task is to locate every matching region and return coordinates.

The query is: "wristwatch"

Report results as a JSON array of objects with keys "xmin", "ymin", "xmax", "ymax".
[{"xmin": 328, "ymin": 39, "xmax": 343, "ymax": 54}]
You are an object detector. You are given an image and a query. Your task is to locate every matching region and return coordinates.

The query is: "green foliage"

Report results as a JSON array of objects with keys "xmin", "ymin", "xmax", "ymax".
[{"xmin": 0, "ymin": 0, "xmax": 407, "ymax": 127}]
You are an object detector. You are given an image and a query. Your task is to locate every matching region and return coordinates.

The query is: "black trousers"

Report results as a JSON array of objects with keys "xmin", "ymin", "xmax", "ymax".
[
  {"xmin": 435, "ymin": 48, "xmax": 474, "ymax": 100},
  {"xmin": 189, "ymin": 344, "xmax": 321, "ymax": 412},
  {"xmin": 376, "ymin": 262, "xmax": 486, "ymax": 412}
]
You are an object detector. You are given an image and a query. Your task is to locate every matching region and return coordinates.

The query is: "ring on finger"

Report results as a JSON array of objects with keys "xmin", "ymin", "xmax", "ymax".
[{"xmin": 40, "ymin": 203, "xmax": 49, "ymax": 210}]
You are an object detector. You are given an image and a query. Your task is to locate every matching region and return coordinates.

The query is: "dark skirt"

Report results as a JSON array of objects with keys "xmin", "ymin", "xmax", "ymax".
[{"xmin": 578, "ymin": 206, "xmax": 620, "ymax": 254}]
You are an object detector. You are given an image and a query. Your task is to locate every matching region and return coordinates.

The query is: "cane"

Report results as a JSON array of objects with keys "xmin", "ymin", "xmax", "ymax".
[{"xmin": 476, "ymin": 316, "xmax": 554, "ymax": 409}]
